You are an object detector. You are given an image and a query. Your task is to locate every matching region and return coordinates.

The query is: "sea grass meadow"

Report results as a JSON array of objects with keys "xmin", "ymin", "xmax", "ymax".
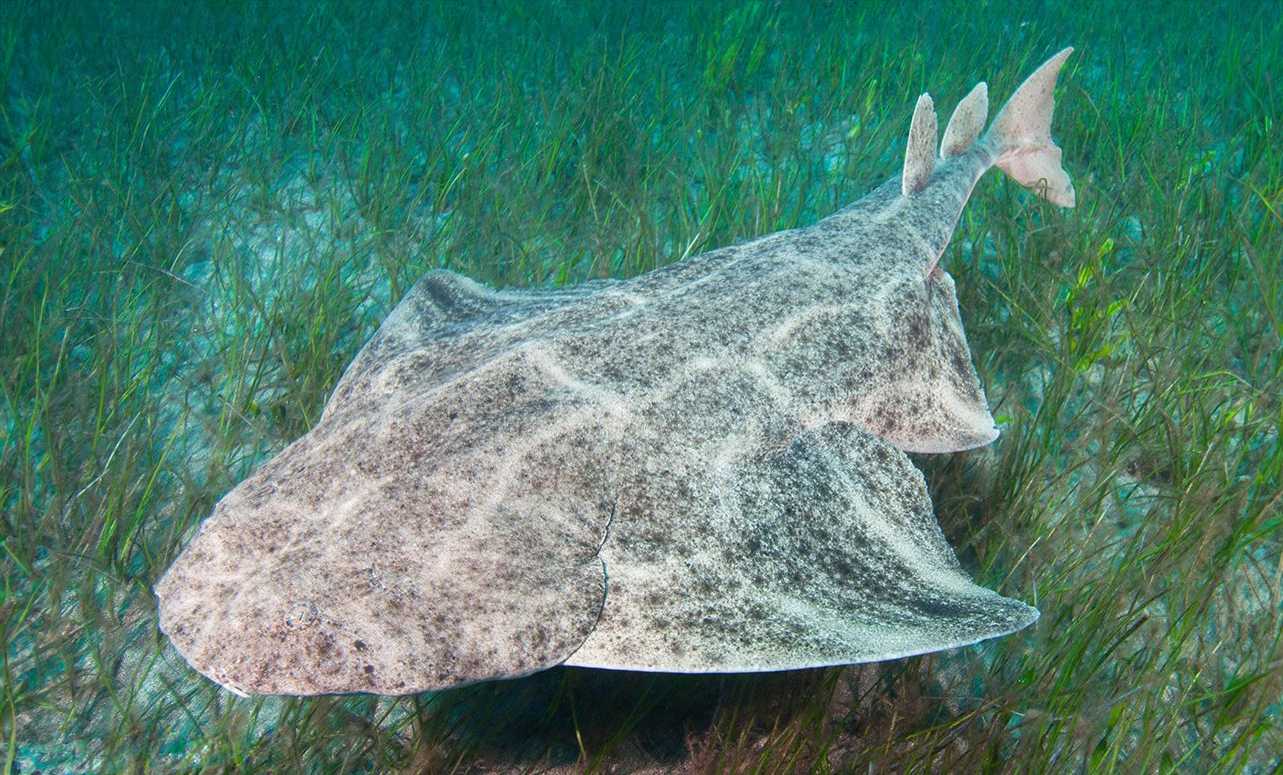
[{"xmin": 1, "ymin": 0, "xmax": 1279, "ymax": 771}]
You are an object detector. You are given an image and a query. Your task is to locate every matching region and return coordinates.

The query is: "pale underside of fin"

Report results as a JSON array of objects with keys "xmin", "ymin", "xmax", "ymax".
[
  {"xmin": 988, "ymin": 47, "xmax": 1076, "ymax": 207},
  {"xmin": 565, "ymin": 423, "xmax": 1038, "ymax": 672},
  {"xmin": 901, "ymin": 93, "xmax": 938, "ymax": 196},
  {"xmin": 941, "ymin": 82, "xmax": 989, "ymax": 158}
]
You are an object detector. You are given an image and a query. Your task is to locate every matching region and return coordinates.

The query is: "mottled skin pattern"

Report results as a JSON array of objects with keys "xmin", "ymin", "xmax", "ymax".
[{"xmin": 157, "ymin": 50, "xmax": 1075, "ymax": 695}]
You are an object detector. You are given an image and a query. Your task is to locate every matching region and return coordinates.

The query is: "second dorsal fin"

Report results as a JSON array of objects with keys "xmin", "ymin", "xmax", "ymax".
[{"xmin": 901, "ymin": 93, "xmax": 937, "ymax": 196}]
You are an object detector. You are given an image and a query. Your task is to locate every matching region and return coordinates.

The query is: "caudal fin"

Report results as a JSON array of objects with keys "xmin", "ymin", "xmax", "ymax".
[{"xmin": 986, "ymin": 47, "xmax": 1076, "ymax": 207}]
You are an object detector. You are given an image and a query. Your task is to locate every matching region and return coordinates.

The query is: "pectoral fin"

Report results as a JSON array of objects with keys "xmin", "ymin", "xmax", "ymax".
[{"xmin": 565, "ymin": 424, "xmax": 1036, "ymax": 672}]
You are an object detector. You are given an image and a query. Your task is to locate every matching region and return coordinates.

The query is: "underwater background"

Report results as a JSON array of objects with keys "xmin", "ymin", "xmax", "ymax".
[{"xmin": 1, "ymin": 0, "xmax": 1279, "ymax": 772}]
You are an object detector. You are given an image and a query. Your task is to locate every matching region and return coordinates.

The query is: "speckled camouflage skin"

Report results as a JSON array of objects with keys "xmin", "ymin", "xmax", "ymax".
[{"xmin": 157, "ymin": 49, "xmax": 1075, "ymax": 695}]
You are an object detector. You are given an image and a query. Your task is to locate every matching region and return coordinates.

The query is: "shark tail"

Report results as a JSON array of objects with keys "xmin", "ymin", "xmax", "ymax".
[{"xmin": 986, "ymin": 47, "xmax": 1076, "ymax": 207}]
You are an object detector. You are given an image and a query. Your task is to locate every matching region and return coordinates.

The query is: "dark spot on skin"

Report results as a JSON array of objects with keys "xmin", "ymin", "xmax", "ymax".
[
  {"xmin": 950, "ymin": 347, "xmax": 971, "ymax": 379},
  {"xmin": 908, "ymin": 312, "xmax": 928, "ymax": 348},
  {"xmin": 881, "ymin": 411, "xmax": 899, "ymax": 434}
]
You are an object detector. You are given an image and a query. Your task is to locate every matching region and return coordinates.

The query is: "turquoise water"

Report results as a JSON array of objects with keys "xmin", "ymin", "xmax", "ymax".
[{"xmin": 2, "ymin": 1, "xmax": 1280, "ymax": 772}]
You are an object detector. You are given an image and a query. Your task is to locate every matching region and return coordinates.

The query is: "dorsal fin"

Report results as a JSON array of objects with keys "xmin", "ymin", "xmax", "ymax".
[
  {"xmin": 901, "ymin": 93, "xmax": 937, "ymax": 196},
  {"xmin": 941, "ymin": 82, "xmax": 988, "ymax": 157}
]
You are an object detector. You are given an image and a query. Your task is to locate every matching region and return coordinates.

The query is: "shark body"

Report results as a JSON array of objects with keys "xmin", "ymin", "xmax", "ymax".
[{"xmin": 157, "ymin": 49, "xmax": 1076, "ymax": 695}]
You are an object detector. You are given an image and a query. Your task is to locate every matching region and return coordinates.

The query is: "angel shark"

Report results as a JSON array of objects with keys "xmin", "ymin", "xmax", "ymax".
[{"xmin": 157, "ymin": 49, "xmax": 1076, "ymax": 696}]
